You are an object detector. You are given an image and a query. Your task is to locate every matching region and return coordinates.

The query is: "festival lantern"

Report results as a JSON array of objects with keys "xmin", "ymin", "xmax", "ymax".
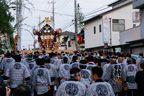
[
  {"xmin": 77, "ymin": 35, "xmax": 82, "ymax": 44},
  {"xmin": 56, "ymin": 29, "xmax": 62, "ymax": 34}
]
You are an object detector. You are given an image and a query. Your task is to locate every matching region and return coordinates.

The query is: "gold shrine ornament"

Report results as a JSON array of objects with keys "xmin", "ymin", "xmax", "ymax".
[{"xmin": 45, "ymin": 17, "xmax": 51, "ymax": 24}]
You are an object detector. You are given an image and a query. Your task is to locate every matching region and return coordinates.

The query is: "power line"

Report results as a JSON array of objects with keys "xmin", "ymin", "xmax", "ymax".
[
  {"xmin": 55, "ymin": 0, "xmax": 67, "ymax": 9},
  {"xmin": 60, "ymin": 19, "xmax": 74, "ymax": 28},
  {"xmin": 56, "ymin": 0, "xmax": 72, "ymax": 12},
  {"xmin": 84, "ymin": 6, "xmax": 109, "ymax": 17},
  {"xmin": 62, "ymin": 21, "xmax": 74, "ymax": 30},
  {"xmin": 28, "ymin": 8, "xmax": 74, "ymax": 17}
]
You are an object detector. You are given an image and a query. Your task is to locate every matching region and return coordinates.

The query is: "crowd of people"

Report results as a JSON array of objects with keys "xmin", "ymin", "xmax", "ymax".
[{"xmin": 0, "ymin": 50, "xmax": 144, "ymax": 96}]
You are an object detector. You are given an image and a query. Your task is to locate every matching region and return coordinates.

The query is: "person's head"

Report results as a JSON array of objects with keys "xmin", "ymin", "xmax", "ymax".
[
  {"xmin": 36, "ymin": 58, "xmax": 45, "ymax": 66},
  {"xmin": 132, "ymin": 58, "xmax": 136, "ymax": 64},
  {"xmin": 14, "ymin": 84, "xmax": 31, "ymax": 96},
  {"xmin": 57, "ymin": 53, "xmax": 61, "ymax": 59},
  {"xmin": 0, "ymin": 84, "xmax": 6, "ymax": 96},
  {"xmin": 63, "ymin": 57, "xmax": 68, "ymax": 64},
  {"xmin": 79, "ymin": 60, "xmax": 87, "ymax": 69},
  {"xmin": 44, "ymin": 57, "xmax": 51, "ymax": 63},
  {"xmin": 110, "ymin": 58, "xmax": 116, "ymax": 64},
  {"xmin": 13, "ymin": 55, "xmax": 21, "ymax": 62},
  {"xmin": 91, "ymin": 67, "xmax": 103, "ymax": 81},
  {"xmin": 70, "ymin": 68, "xmax": 81, "ymax": 81},
  {"xmin": 118, "ymin": 57, "xmax": 123, "ymax": 63},
  {"xmin": 42, "ymin": 51, "xmax": 46, "ymax": 55},
  {"xmin": 6, "ymin": 53, "xmax": 11, "ymax": 57},
  {"xmin": 49, "ymin": 53, "xmax": 54, "ymax": 58},
  {"xmin": 74, "ymin": 51, "xmax": 77, "ymax": 55},
  {"xmin": 126, "ymin": 54, "xmax": 131, "ymax": 58},
  {"xmin": 102, "ymin": 54, "xmax": 107, "ymax": 59},
  {"xmin": 127, "ymin": 58, "xmax": 132, "ymax": 64},
  {"xmin": 88, "ymin": 56, "xmax": 94, "ymax": 62},
  {"xmin": 122, "ymin": 54, "xmax": 126, "ymax": 59},
  {"xmin": 139, "ymin": 53, "xmax": 143, "ymax": 58},
  {"xmin": 72, "ymin": 56, "xmax": 78, "ymax": 62},
  {"xmin": 27, "ymin": 54, "xmax": 33, "ymax": 60}
]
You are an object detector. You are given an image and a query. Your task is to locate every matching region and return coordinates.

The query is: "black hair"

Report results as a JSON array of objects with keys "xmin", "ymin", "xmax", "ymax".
[
  {"xmin": 74, "ymin": 51, "xmax": 77, "ymax": 55},
  {"xmin": 127, "ymin": 58, "xmax": 132, "ymax": 64},
  {"xmin": 49, "ymin": 53, "xmax": 53, "ymax": 58},
  {"xmin": 6, "ymin": 53, "xmax": 11, "ymax": 57},
  {"xmin": 79, "ymin": 60, "xmax": 87, "ymax": 69},
  {"xmin": 42, "ymin": 51, "xmax": 46, "ymax": 55},
  {"xmin": 132, "ymin": 58, "xmax": 136, "ymax": 64},
  {"xmin": 139, "ymin": 53, "xmax": 143, "ymax": 57},
  {"xmin": 70, "ymin": 68, "xmax": 81, "ymax": 78},
  {"xmin": 44, "ymin": 56, "xmax": 51, "ymax": 63},
  {"xmin": 0, "ymin": 84, "xmax": 6, "ymax": 96},
  {"xmin": 13, "ymin": 55, "xmax": 21, "ymax": 62},
  {"xmin": 88, "ymin": 56, "xmax": 94, "ymax": 62},
  {"xmin": 63, "ymin": 57, "xmax": 68, "ymax": 63},
  {"xmin": 126, "ymin": 54, "xmax": 131, "ymax": 58},
  {"xmin": 58, "ymin": 53, "xmax": 61, "ymax": 56},
  {"xmin": 72, "ymin": 56, "xmax": 78, "ymax": 62},
  {"xmin": 14, "ymin": 84, "xmax": 31, "ymax": 96},
  {"xmin": 36, "ymin": 58, "xmax": 45, "ymax": 65},
  {"xmin": 17, "ymin": 51, "xmax": 20, "ymax": 53},
  {"xmin": 91, "ymin": 67, "xmax": 103, "ymax": 78}
]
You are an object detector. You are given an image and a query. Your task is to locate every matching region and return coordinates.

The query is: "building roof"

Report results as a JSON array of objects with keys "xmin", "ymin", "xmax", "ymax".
[
  {"xmin": 84, "ymin": 0, "xmax": 132, "ymax": 23},
  {"xmin": 108, "ymin": 0, "xmax": 123, "ymax": 6},
  {"xmin": 39, "ymin": 24, "xmax": 54, "ymax": 34},
  {"xmin": 61, "ymin": 31, "xmax": 75, "ymax": 36},
  {"xmin": 69, "ymin": 35, "xmax": 75, "ymax": 40},
  {"xmin": 126, "ymin": 39, "xmax": 144, "ymax": 43}
]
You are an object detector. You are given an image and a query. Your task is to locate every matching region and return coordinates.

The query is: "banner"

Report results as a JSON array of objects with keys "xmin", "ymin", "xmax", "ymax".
[{"xmin": 103, "ymin": 17, "xmax": 110, "ymax": 44}]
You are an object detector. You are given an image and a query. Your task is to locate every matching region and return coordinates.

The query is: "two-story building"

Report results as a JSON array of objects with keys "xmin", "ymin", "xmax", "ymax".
[{"xmin": 84, "ymin": 0, "xmax": 139, "ymax": 51}]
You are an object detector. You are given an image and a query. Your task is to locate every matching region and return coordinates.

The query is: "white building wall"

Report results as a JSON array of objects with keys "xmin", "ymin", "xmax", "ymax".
[
  {"xmin": 85, "ymin": 3, "xmax": 139, "ymax": 49},
  {"xmin": 120, "ymin": 27, "xmax": 140, "ymax": 44},
  {"xmin": 85, "ymin": 18, "xmax": 103, "ymax": 49},
  {"xmin": 103, "ymin": 4, "xmax": 139, "ymax": 46}
]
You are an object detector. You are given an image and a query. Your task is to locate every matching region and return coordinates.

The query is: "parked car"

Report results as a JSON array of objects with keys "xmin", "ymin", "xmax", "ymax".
[{"xmin": 131, "ymin": 54, "xmax": 138, "ymax": 61}]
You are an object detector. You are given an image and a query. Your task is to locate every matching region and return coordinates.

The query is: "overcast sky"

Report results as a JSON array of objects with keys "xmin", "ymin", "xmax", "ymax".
[{"xmin": 12, "ymin": 0, "xmax": 117, "ymax": 49}]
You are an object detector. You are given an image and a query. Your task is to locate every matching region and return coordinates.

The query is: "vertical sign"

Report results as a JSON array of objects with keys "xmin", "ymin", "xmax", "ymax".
[
  {"xmin": 103, "ymin": 17, "xmax": 110, "ymax": 44},
  {"xmin": 133, "ymin": 11, "xmax": 140, "ymax": 23}
]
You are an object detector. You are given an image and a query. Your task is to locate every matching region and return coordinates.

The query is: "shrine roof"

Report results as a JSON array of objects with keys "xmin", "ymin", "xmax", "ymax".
[{"xmin": 39, "ymin": 24, "xmax": 55, "ymax": 34}]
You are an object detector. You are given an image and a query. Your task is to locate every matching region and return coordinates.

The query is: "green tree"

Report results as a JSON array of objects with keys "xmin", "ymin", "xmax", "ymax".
[
  {"xmin": 77, "ymin": 4, "xmax": 84, "ymax": 32},
  {"xmin": 0, "ymin": 0, "xmax": 14, "ymax": 54}
]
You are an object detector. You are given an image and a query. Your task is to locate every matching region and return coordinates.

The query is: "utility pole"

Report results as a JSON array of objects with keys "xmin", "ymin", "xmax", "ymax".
[
  {"xmin": 52, "ymin": 0, "xmax": 55, "ymax": 29},
  {"xmin": 16, "ymin": 0, "xmax": 22, "ymax": 51},
  {"xmin": 38, "ymin": 16, "xmax": 41, "ymax": 48},
  {"xmin": 109, "ymin": 18, "xmax": 112, "ymax": 47},
  {"xmin": 74, "ymin": 0, "xmax": 78, "ymax": 50}
]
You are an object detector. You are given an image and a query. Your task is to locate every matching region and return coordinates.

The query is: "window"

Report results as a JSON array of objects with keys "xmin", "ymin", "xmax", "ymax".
[
  {"xmin": 113, "ymin": 19, "xmax": 125, "ymax": 31},
  {"xmin": 94, "ymin": 26, "xmax": 96, "ymax": 34},
  {"xmin": 68, "ymin": 41, "xmax": 71, "ymax": 47},
  {"xmin": 99, "ymin": 24, "xmax": 101, "ymax": 32},
  {"xmin": 133, "ymin": 24, "xmax": 136, "ymax": 28}
]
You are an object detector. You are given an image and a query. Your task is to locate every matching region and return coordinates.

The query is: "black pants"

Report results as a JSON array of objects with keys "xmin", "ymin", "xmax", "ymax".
[
  {"xmin": 115, "ymin": 92, "xmax": 122, "ymax": 96},
  {"xmin": 11, "ymin": 88, "xmax": 15, "ymax": 96},
  {"xmin": 127, "ymin": 89, "xmax": 137, "ymax": 96}
]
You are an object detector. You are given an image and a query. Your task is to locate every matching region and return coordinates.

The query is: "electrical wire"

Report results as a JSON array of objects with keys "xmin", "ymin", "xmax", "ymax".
[
  {"xmin": 84, "ymin": 6, "xmax": 109, "ymax": 17},
  {"xmin": 56, "ymin": 0, "xmax": 72, "ymax": 12},
  {"xmin": 60, "ymin": 19, "xmax": 74, "ymax": 29},
  {"xmin": 28, "ymin": 8, "xmax": 74, "ymax": 17}
]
